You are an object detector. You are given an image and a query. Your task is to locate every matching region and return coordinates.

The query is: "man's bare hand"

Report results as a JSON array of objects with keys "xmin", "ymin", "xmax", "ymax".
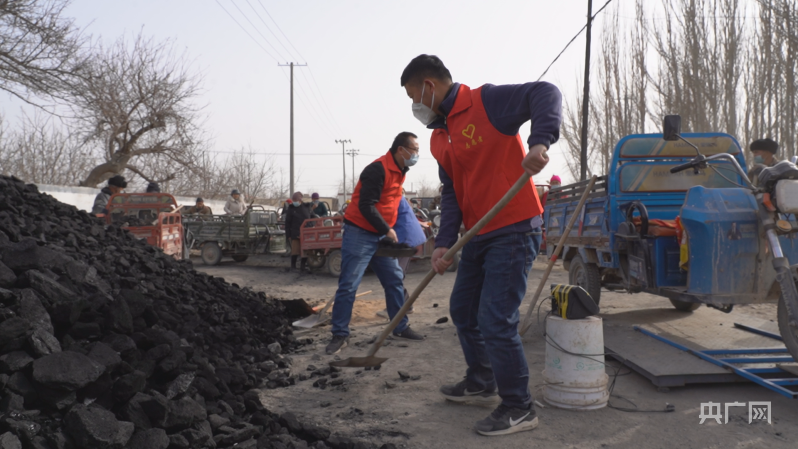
[
  {"xmin": 431, "ymin": 247, "xmax": 453, "ymax": 274},
  {"xmin": 522, "ymin": 144, "xmax": 550, "ymax": 176},
  {"xmin": 386, "ymin": 228, "xmax": 398, "ymax": 243}
]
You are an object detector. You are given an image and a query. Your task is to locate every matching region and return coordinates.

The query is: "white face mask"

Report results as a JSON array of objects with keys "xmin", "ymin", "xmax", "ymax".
[{"xmin": 412, "ymin": 83, "xmax": 437, "ymax": 126}]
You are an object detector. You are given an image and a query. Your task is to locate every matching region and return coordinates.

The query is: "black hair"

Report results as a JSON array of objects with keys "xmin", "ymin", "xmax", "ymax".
[
  {"xmin": 750, "ymin": 138, "xmax": 779, "ymax": 154},
  {"xmin": 389, "ymin": 132, "xmax": 418, "ymax": 154},
  {"xmin": 401, "ymin": 54, "xmax": 452, "ymax": 87}
]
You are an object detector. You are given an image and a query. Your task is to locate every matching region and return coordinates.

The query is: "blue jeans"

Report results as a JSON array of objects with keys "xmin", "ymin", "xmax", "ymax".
[
  {"xmin": 449, "ymin": 230, "xmax": 541, "ymax": 409},
  {"xmin": 331, "ymin": 224, "xmax": 408, "ymax": 337}
]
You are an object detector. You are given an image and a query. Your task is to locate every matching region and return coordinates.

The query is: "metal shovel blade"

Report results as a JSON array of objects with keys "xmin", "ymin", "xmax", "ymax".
[
  {"xmin": 291, "ymin": 313, "xmax": 330, "ymax": 329},
  {"xmin": 292, "ymin": 290, "xmax": 372, "ymax": 329},
  {"xmin": 329, "ymin": 356, "xmax": 388, "ymax": 368}
]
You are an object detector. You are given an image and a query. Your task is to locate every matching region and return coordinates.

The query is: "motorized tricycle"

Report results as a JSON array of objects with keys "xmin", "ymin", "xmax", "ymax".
[{"xmin": 543, "ymin": 115, "xmax": 798, "ymax": 361}]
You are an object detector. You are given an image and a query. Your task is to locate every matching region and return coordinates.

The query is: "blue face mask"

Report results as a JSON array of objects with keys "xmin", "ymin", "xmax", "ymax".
[
  {"xmin": 754, "ymin": 155, "xmax": 765, "ymax": 164},
  {"xmin": 401, "ymin": 147, "xmax": 419, "ymax": 167},
  {"xmin": 291, "ymin": 202, "xmax": 300, "ymax": 207}
]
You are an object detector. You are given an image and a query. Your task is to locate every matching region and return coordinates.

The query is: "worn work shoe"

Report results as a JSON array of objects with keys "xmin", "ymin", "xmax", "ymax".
[
  {"xmin": 325, "ymin": 335, "xmax": 349, "ymax": 355},
  {"xmin": 376, "ymin": 307, "xmax": 414, "ymax": 318},
  {"xmin": 392, "ymin": 327, "xmax": 424, "ymax": 341},
  {"xmin": 439, "ymin": 379, "xmax": 500, "ymax": 405},
  {"xmin": 475, "ymin": 404, "xmax": 538, "ymax": 436}
]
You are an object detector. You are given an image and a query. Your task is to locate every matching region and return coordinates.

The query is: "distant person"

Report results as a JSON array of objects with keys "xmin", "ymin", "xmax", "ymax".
[
  {"xmin": 185, "ymin": 198, "xmax": 212, "ymax": 215},
  {"xmin": 281, "ymin": 199, "xmax": 293, "ymax": 256},
  {"xmin": 284, "ymin": 192, "xmax": 316, "ymax": 273},
  {"xmin": 549, "ymin": 175, "xmax": 561, "ymax": 188},
  {"xmin": 92, "ymin": 175, "xmax": 127, "ymax": 215},
  {"xmin": 146, "ymin": 182, "xmax": 161, "ymax": 193},
  {"xmin": 311, "ymin": 192, "xmax": 329, "ymax": 217},
  {"xmin": 327, "ymin": 131, "xmax": 425, "ymax": 355},
  {"xmin": 748, "ymin": 138, "xmax": 781, "ymax": 186},
  {"xmin": 224, "ymin": 189, "xmax": 247, "ymax": 215}
]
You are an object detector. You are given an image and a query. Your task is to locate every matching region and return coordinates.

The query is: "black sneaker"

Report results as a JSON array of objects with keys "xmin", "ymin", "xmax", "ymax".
[
  {"xmin": 325, "ymin": 335, "xmax": 349, "ymax": 355},
  {"xmin": 392, "ymin": 327, "xmax": 424, "ymax": 341},
  {"xmin": 475, "ymin": 404, "xmax": 538, "ymax": 436},
  {"xmin": 439, "ymin": 379, "xmax": 500, "ymax": 405}
]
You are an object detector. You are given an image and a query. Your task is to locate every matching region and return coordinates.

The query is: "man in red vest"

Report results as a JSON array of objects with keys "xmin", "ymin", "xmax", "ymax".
[
  {"xmin": 401, "ymin": 55, "xmax": 561, "ymax": 436},
  {"xmin": 326, "ymin": 132, "xmax": 425, "ymax": 355}
]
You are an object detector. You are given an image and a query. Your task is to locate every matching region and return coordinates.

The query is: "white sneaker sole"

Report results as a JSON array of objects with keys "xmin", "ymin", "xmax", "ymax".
[{"xmin": 477, "ymin": 416, "xmax": 539, "ymax": 436}]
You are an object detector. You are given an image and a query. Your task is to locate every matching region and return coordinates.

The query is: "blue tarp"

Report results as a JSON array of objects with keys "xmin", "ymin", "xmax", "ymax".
[{"xmin": 394, "ymin": 199, "xmax": 427, "ymax": 247}]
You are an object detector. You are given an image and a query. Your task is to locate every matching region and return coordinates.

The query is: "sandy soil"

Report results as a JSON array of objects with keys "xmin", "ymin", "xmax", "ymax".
[{"xmin": 196, "ymin": 255, "xmax": 798, "ymax": 449}]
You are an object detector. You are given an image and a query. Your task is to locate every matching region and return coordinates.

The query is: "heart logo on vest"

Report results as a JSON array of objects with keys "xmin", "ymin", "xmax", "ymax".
[{"xmin": 462, "ymin": 124, "xmax": 476, "ymax": 140}]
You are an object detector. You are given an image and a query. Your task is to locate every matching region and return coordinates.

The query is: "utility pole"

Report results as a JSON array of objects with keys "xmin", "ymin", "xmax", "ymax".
[
  {"xmin": 346, "ymin": 149, "xmax": 360, "ymax": 194},
  {"xmin": 335, "ymin": 139, "xmax": 351, "ymax": 202},
  {"xmin": 579, "ymin": 0, "xmax": 593, "ymax": 182},
  {"xmin": 278, "ymin": 62, "xmax": 307, "ymax": 195}
]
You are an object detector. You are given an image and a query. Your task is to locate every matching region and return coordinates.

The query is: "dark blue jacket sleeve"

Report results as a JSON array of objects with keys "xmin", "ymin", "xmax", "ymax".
[
  {"xmin": 435, "ymin": 164, "xmax": 463, "ymax": 249},
  {"xmin": 480, "ymin": 82, "xmax": 563, "ymax": 149}
]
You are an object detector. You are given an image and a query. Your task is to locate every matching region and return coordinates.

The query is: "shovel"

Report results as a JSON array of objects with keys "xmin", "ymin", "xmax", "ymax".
[
  {"xmin": 330, "ymin": 173, "xmax": 535, "ymax": 368},
  {"xmin": 292, "ymin": 290, "xmax": 372, "ymax": 328}
]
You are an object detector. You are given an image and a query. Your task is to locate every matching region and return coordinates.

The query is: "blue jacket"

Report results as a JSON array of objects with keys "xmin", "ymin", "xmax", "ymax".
[{"xmin": 429, "ymin": 82, "xmax": 562, "ymax": 248}]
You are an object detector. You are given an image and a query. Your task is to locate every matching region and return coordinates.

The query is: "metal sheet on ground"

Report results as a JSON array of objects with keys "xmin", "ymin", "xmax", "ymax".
[{"xmin": 603, "ymin": 307, "xmax": 785, "ymax": 387}]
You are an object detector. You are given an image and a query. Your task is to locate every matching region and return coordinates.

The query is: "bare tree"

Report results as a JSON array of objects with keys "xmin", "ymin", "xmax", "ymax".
[
  {"xmin": 0, "ymin": 0, "xmax": 86, "ymax": 105},
  {"xmin": 413, "ymin": 175, "xmax": 440, "ymax": 197},
  {"xmin": 66, "ymin": 32, "xmax": 206, "ymax": 187},
  {"xmin": 743, "ymin": 0, "xmax": 798, "ymax": 160},
  {"xmin": 0, "ymin": 111, "xmax": 95, "ymax": 184},
  {"xmin": 561, "ymin": 1, "xmax": 649, "ymax": 178}
]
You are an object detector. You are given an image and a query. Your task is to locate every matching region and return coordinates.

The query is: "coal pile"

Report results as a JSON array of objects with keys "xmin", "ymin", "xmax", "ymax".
[{"xmin": 0, "ymin": 176, "xmax": 385, "ymax": 449}]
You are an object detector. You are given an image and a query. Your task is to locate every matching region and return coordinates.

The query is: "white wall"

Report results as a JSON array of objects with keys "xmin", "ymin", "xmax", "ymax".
[{"xmin": 35, "ymin": 184, "xmax": 273, "ymax": 214}]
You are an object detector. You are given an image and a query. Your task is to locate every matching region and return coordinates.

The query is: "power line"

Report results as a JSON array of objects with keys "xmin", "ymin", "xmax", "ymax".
[
  {"xmin": 230, "ymin": 0, "xmax": 287, "ymax": 61},
  {"xmin": 255, "ymin": 2, "xmax": 347, "ymax": 136},
  {"xmin": 245, "ymin": 0, "xmax": 298, "ymax": 63},
  {"xmin": 256, "ymin": 0, "xmax": 307, "ymax": 62},
  {"xmin": 295, "ymin": 69, "xmax": 343, "ymax": 135},
  {"xmin": 204, "ymin": 150, "xmax": 382, "ymax": 156},
  {"xmin": 536, "ymin": 0, "xmax": 615, "ymax": 82},
  {"xmin": 214, "ymin": 0, "xmax": 280, "ymax": 61}
]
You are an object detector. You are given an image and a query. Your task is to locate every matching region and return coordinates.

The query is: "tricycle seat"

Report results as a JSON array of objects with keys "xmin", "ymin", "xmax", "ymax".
[{"xmin": 633, "ymin": 217, "xmax": 678, "ymax": 238}]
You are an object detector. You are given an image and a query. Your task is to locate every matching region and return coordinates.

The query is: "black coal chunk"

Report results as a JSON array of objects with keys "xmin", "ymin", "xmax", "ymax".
[
  {"xmin": 64, "ymin": 404, "xmax": 134, "ymax": 449},
  {"xmin": 32, "ymin": 351, "xmax": 105, "ymax": 391}
]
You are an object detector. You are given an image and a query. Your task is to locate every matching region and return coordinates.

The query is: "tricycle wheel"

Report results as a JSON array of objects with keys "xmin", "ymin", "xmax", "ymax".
[
  {"xmin": 201, "ymin": 243, "xmax": 222, "ymax": 266},
  {"xmin": 777, "ymin": 292, "xmax": 798, "ymax": 362},
  {"xmin": 568, "ymin": 255, "xmax": 601, "ymax": 305},
  {"xmin": 669, "ymin": 299, "xmax": 700, "ymax": 312},
  {"xmin": 231, "ymin": 255, "xmax": 249, "ymax": 263},
  {"xmin": 327, "ymin": 250, "xmax": 342, "ymax": 277},
  {"xmin": 308, "ymin": 254, "xmax": 326, "ymax": 269}
]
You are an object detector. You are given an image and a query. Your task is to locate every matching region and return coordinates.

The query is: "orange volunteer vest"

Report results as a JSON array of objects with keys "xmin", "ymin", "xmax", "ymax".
[
  {"xmin": 430, "ymin": 84, "xmax": 542, "ymax": 235},
  {"xmin": 344, "ymin": 151, "xmax": 406, "ymax": 234}
]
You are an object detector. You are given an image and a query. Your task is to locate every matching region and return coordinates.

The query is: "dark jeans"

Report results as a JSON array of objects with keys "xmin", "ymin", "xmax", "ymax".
[
  {"xmin": 331, "ymin": 224, "xmax": 408, "ymax": 336},
  {"xmin": 449, "ymin": 230, "xmax": 541, "ymax": 409}
]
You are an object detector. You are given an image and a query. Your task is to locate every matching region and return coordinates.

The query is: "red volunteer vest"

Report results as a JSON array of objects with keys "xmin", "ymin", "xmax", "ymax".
[
  {"xmin": 344, "ymin": 151, "xmax": 406, "ymax": 234},
  {"xmin": 430, "ymin": 84, "xmax": 542, "ymax": 235}
]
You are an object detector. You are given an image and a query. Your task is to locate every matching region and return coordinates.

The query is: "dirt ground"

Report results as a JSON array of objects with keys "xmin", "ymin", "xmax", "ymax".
[{"xmin": 196, "ymin": 254, "xmax": 798, "ymax": 449}]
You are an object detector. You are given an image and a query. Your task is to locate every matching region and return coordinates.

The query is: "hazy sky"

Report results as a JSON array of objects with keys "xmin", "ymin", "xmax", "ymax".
[{"xmin": 52, "ymin": 1, "xmax": 626, "ymax": 196}]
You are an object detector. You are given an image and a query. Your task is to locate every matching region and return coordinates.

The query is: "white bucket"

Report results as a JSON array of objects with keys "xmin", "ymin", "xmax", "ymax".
[{"xmin": 542, "ymin": 315, "xmax": 609, "ymax": 410}]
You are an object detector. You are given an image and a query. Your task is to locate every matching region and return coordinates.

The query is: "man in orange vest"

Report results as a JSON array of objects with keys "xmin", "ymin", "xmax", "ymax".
[
  {"xmin": 401, "ymin": 55, "xmax": 561, "ymax": 436},
  {"xmin": 326, "ymin": 132, "xmax": 425, "ymax": 355}
]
